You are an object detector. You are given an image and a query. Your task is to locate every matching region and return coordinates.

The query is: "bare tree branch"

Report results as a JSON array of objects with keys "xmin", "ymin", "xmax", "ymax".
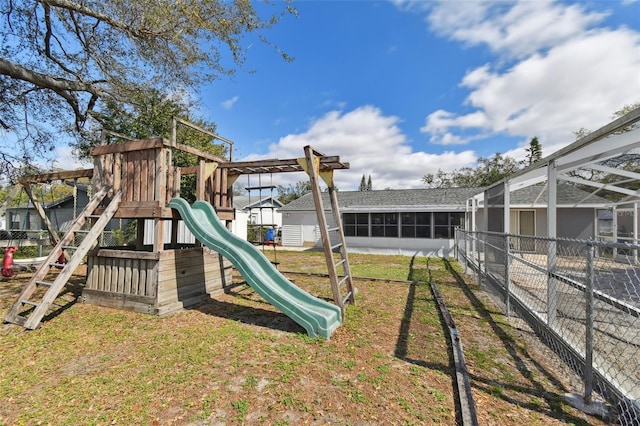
[{"xmin": 0, "ymin": 57, "xmax": 102, "ymax": 95}]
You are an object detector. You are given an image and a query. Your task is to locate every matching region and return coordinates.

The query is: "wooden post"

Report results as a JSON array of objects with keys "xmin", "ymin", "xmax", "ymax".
[
  {"xmin": 22, "ymin": 182, "xmax": 60, "ymax": 243},
  {"xmin": 197, "ymin": 159, "xmax": 205, "ymax": 201}
]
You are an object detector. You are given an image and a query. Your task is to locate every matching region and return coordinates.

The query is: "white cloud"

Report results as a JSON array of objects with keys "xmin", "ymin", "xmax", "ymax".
[
  {"xmin": 242, "ymin": 106, "xmax": 477, "ymax": 190},
  {"xmin": 425, "ymin": 0, "xmax": 607, "ymax": 60},
  {"xmin": 419, "ymin": 1, "xmax": 640, "ymax": 156},
  {"xmin": 221, "ymin": 96, "xmax": 239, "ymax": 110},
  {"xmin": 49, "ymin": 145, "xmax": 92, "ymax": 171}
]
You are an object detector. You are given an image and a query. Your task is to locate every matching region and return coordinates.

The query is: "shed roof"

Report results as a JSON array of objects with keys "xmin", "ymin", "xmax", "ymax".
[{"xmin": 233, "ymin": 195, "xmax": 284, "ymax": 210}]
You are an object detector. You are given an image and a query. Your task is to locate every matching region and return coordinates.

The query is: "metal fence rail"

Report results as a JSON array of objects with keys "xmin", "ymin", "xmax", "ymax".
[{"xmin": 455, "ymin": 229, "xmax": 640, "ymax": 424}]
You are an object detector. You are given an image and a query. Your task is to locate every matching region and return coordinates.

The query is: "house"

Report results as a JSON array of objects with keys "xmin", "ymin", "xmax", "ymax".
[
  {"xmin": 232, "ymin": 195, "xmax": 284, "ymax": 242},
  {"xmin": 143, "ymin": 195, "xmax": 285, "ymax": 246},
  {"xmin": 280, "ymin": 187, "xmax": 478, "ymax": 256},
  {"xmin": 279, "ymin": 185, "xmax": 611, "ymax": 256},
  {"xmin": 4, "ymin": 183, "xmax": 121, "ymax": 235},
  {"xmin": 471, "ymin": 183, "xmax": 612, "ymax": 239}
]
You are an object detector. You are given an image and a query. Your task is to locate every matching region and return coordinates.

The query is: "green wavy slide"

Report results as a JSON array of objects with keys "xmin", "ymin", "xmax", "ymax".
[{"xmin": 167, "ymin": 198, "xmax": 342, "ymax": 339}]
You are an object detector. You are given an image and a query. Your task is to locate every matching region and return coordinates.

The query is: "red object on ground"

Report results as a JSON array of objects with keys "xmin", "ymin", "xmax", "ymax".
[
  {"xmin": 56, "ymin": 250, "xmax": 67, "ymax": 269},
  {"xmin": 2, "ymin": 246, "xmax": 19, "ymax": 278}
]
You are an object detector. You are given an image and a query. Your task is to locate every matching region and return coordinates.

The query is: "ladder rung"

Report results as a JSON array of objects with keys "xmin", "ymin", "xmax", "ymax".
[
  {"xmin": 327, "ymin": 227, "xmax": 339, "ymax": 232},
  {"xmin": 331, "ymin": 243, "xmax": 343, "ymax": 250},
  {"xmin": 49, "ymin": 262, "xmax": 67, "ymax": 268},
  {"xmin": 36, "ymin": 281, "xmax": 53, "ymax": 287},
  {"xmin": 61, "ymin": 246, "xmax": 77, "ymax": 250},
  {"xmin": 338, "ymin": 275, "xmax": 349, "ymax": 287},
  {"xmin": 341, "ymin": 291, "xmax": 353, "ymax": 306},
  {"xmin": 86, "ymin": 215, "xmax": 101, "ymax": 218},
  {"xmin": 22, "ymin": 300, "xmax": 39, "ymax": 307},
  {"xmin": 245, "ymin": 185, "xmax": 277, "ymax": 191},
  {"xmin": 12, "ymin": 315, "xmax": 27, "ymax": 326},
  {"xmin": 334, "ymin": 259, "xmax": 346, "ymax": 268}
]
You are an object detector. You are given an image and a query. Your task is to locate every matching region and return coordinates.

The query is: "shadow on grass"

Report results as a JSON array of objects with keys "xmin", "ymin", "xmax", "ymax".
[
  {"xmin": 441, "ymin": 257, "xmax": 598, "ymax": 425},
  {"xmin": 36, "ymin": 278, "xmax": 84, "ymax": 325},
  {"xmin": 190, "ymin": 282, "xmax": 306, "ymax": 335},
  {"xmin": 394, "ymin": 253, "xmax": 451, "ymax": 372}
]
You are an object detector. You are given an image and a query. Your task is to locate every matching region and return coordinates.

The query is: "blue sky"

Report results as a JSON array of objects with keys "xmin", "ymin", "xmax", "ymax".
[{"xmin": 61, "ymin": 0, "xmax": 640, "ymax": 191}]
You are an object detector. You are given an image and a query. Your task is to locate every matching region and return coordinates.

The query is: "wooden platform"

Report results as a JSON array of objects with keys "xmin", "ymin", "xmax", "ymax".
[{"xmin": 83, "ymin": 246, "xmax": 233, "ymax": 316}]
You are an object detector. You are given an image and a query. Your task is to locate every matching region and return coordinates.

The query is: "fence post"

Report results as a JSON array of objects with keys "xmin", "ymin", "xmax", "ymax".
[
  {"xmin": 584, "ymin": 241, "xmax": 595, "ymax": 405},
  {"xmin": 464, "ymin": 230, "xmax": 469, "ymax": 273},
  {"xmin": 504, "ymin": 234, "xmax": 511, "ymax": 317},
  {"xmin": 481, "ymin": 232, "xmax": 487, "ymax": 287},
  {"xmin": 474, "ymin": 232, "xmax": 481, "ymax": 285},
  {"xmin": 547, "ymin": 238, "xmax": 558, "ymax": 327}
]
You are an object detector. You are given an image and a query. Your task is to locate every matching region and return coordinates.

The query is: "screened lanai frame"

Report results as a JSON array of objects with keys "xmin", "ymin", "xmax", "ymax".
[
  {"xmin": 460, "ymin": 107, "xmax": 640, "ymax": 423},
  {"xmin": 467, "ymin": 107, "xmax": 640, "ymax": 238}
]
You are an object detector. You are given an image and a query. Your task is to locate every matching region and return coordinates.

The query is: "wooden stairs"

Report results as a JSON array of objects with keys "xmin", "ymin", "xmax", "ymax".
[{"xmin": 3, "ymin": 186, "xmax": 122, "ymax": 329}]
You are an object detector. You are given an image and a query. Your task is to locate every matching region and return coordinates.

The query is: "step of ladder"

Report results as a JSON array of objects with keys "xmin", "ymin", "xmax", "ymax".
[{"xmin": 3, "ymin": 187, "xmax": 121, "ymax": 330}]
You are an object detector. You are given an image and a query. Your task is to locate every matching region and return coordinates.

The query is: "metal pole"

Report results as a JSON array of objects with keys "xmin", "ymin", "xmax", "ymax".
[
  {"xmin": 464, "ymin": 229, "xmax": 470, "ymax": 273},
  {"xmin": 584, "ymin": 241, "xmax": 595, "ymax": 405},
  {"xmin": 504, "ymin": 234, "xmax": 511, "ymax": 317},
  {"xmin": 547, "ymin": 160, "xmax": 558, "ymax": 328},
  {"xmin": 482, "ymin": 232, "xmax": 487, "ymax": 287}
]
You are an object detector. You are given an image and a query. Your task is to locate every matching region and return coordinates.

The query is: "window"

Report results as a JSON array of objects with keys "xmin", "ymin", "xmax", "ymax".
[
  {"xmin": 343, "ymin": 213, "xmax": 369, "ymax": 237},
  {"xmin": 10, "ymin": 212, "xmax": 20, "ymax": 230},
  {"xmin": 371, "ymin": 213, "xmax": 398, "ymax": 237},
  {"xmin": 401, "ymin": 212, "xmax": 431, "ymax": 238},
  {"xmin": 434, "ymin": 212, "xmax": 464, "ymax": 239},
  {"xmin": 343, "ymin": 211, "xmax": 463, "ymax": 239}
]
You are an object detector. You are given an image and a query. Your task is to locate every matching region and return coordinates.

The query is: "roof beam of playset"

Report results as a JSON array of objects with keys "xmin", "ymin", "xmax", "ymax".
[{"xmin": 220, "ymin": 156, "xmax": 350, "ymax": 176}]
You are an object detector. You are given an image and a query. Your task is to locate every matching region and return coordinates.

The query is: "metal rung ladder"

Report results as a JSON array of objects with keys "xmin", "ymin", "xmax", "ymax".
[
  {"xmin": 3, "ymin": 187, "xmax": 122, "ymax": 330},
  {"xmin": 302, "ymin": 145, "xmax": 356, "ymax": 314}
]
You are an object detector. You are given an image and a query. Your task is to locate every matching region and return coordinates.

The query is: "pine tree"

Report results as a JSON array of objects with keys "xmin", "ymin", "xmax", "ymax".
[
  {"xmin": 359, "ymin": 174, "xmax": 367, "ymax": 191},
  {"xmin": 525, "ymin": 137, "xmax": 543, "ymax": 165},
  {"xmin": 367, "ymin": 175, "xmax": 372, "ymax": 191}
]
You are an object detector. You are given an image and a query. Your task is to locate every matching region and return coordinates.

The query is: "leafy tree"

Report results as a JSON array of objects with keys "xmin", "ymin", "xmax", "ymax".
[
  {"xmin": 423, "ymin": 153, "xmax": 521, "ymax": 188},
  {"xmin": 83, "ymin": 88, "xmax": 225, "ymax": 203},
  {"xmin": 573, "ymin": 102, "xmax": 640, "ymax": 140},
  {"xmin": 0, "ymin": 0, "xmax": 295, "ymax": 180},
  {"xmin": 525, "ymin": 137, "xmax": 542, "ymax": 165},
  {"xmin": 277, "ymin": 181, "xmax": 312, "ymax": 204},
  {"xmin": 76, "ymin": 88, "xmax": 226, "ymax": 160}
]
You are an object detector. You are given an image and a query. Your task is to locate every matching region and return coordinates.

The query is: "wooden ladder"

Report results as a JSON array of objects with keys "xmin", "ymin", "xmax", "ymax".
[
  {"xmin": 302, "ymin": 145, "xmax": 356, "ymax": 314},
  {"xmin": 4, "ymin": 187, "xmax": 122, "ymax": 330}
]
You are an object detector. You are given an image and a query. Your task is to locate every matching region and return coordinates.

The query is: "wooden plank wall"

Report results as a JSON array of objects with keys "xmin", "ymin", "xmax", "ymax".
[
  {"xmin": 86, "ymin": 255, "xmax": 157, "ymax": 297},
  {"xmin": 155, "ymin": 248, "xmax": 233, "ymax": 315},
  {"xmin": 83, "ymin": 248, "xmax": 233, "ymax": 316},
  {"xmin": 206, "ymin": 167, "xmax": 234, "ymax": 220},
  {"xmin": 93, "ymin": 142, "xmax": 179, "ymax": 207}
]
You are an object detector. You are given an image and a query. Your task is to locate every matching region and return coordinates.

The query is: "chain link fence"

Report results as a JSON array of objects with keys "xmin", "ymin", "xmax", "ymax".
[{"xmin": 456, "ymin": 229, "xmax": 640, "ymax": 424}]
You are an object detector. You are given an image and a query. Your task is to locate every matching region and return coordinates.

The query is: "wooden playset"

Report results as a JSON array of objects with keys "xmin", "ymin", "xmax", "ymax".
[{"xmin": 2, "ymin": 122, "xmax": 356, "ymax": 332}]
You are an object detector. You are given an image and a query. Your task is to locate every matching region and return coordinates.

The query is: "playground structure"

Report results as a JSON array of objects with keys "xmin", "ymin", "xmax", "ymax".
[{"xmin": 2, "ymin": 121, "xmax": 355, "ymax": 338}]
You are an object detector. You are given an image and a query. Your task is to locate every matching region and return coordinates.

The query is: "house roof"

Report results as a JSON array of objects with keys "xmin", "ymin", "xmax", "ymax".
[
  {"xmin": 233, "ymin": 195, "xmax": 284, "ymax": 210},
  {"xmin": 280, "ymin": 184, "xmax": 610, "ymax": 212},
  {"xmin": 280, "ymin": 187, "xmax": 482, "ymax": 212},
  {"xmin": 508, "ymin": 183, "xmax": 610, "ymax": 206}
]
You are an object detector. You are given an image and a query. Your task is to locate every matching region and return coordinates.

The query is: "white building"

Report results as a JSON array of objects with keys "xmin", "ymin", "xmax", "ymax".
[{"xmin": 279, "ymin": 185, "xmax": 610, "ymax": 257}]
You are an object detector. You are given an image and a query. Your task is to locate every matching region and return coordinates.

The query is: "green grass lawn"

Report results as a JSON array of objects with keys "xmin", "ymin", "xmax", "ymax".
[{"xmin": 0, "ymin": 251, "xmax": 606, "ymax": 425}]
